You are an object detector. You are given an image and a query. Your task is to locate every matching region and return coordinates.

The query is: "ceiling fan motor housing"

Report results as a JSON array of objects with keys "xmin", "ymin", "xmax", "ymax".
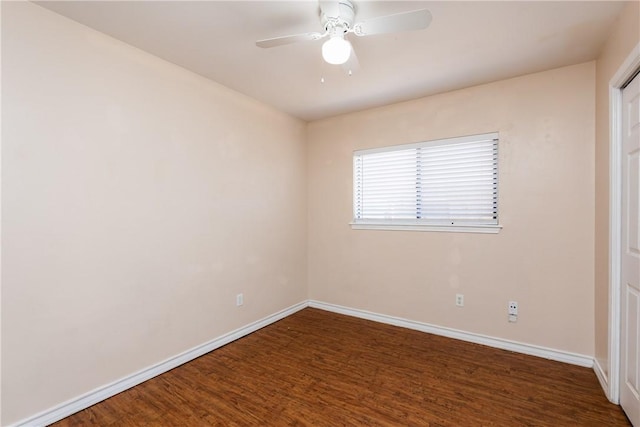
[{"xmin": 321, "ymin": 0, "xmax": 355, "ymax": 35}]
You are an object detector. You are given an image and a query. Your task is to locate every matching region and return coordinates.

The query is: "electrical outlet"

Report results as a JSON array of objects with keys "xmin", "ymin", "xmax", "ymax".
[
  {"xmin": 456, "ymin": 294, "xmax": 464, "ymax": 307},
  {"xmin": 508, "ymin": 300, "xmax": 518, "ymax": 322},
  {"xmin": 236, "ymin": 293, "xmax": 244, "ymax": 307}
]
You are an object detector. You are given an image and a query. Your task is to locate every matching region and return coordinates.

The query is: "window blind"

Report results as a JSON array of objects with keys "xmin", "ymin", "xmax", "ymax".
[{"xmin": 353, "ymin": 132, "xmax": 498, "ymax": 226}]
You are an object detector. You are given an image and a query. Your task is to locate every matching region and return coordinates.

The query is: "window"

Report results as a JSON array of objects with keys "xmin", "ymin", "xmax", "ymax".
[{"xmin": 352, "ymin": 132, "xmax": 500, "ymax": 233}]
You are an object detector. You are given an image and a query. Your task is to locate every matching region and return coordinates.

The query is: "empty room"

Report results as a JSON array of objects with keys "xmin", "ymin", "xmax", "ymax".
[{"xmin": 2, "ymin": 0, "xmax": 640, "ymax": 425}]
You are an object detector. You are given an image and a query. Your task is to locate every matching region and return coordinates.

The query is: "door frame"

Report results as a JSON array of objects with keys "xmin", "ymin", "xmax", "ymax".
[{"xmin": 609, "ymin": 41, "xmax": 640, "ymax": 404}]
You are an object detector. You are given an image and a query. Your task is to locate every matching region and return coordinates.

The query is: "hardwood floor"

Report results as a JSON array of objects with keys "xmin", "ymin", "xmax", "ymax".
[{"xmin": 53, "ymin": 308, "xmax": 630, "ymax": 426}]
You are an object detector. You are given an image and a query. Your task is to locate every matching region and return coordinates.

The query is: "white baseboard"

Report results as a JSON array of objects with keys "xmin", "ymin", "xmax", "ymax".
[
  {"xmin": 11, "ymin": 301, "xmax": 308, "ymax": 427},
  {"xmin": 309, "ymin": 300, "xmax": 594, "ymax": 368},
  {"xmin": 593, "ymin": 357, "xmax": 613, "ymax": 402}
]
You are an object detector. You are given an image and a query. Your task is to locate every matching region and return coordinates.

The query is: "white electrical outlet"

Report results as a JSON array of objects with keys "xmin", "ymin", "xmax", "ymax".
[
  {"xmin": 456, "ymin": 294, "xmax": 464, "ymax": 307},
  {"xmin": 508, "ymin": 300, "xmax": 518, "ymax": 322},
  {"xmin": 236, "ymin": 293, "xmax": 244, "ymax": 307}
]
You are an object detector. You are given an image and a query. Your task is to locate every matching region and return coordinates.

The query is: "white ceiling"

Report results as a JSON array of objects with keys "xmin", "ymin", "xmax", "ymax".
[{"xmin": 36, "ymin": 1, "xmax": 626, "ymax": 121}]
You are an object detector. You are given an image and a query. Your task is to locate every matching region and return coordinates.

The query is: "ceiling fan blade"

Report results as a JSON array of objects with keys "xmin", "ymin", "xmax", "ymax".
[
  {"xmin": 256, "ymin": 32, "xmax": 325, "ymax": 48},
  {"xmin": 341, "ymin": 46, "xmax": 360, "ymax": 75},
  {"xmin": 353, "ymin": 9, "xmax": 432, "ymax": 37}
]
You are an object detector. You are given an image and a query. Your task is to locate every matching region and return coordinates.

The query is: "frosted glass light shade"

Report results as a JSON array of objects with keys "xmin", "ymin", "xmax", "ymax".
[{"xmin": 322, "ymin": 36, "xmax": 351, "ymax": 65}]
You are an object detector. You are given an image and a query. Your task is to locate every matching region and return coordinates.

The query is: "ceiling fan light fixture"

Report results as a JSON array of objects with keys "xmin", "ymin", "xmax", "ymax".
[{"xmin": 322, "ymin": 36, "xmax": 351, "ymax": 65}]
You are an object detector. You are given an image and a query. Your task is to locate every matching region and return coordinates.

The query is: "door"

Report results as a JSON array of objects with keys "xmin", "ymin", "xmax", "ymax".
[{"xmin": 621, "ymin": 71, "xmax": 640, "ymax": 426}]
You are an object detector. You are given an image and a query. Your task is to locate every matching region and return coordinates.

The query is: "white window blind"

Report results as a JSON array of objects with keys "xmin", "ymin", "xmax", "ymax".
[{"xmin": 353, "ymin": 132, "xmax": 499, "ymax": 231}]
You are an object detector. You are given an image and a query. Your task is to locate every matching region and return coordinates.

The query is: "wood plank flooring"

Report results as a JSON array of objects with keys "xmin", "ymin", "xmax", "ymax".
[{"xmin": 53, "ymin": 308, "xmax": 630, "ymax": 426}]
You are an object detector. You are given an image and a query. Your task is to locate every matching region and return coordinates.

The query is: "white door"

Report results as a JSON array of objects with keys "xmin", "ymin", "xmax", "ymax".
[{"xmin": 621, "ymin": 71, "xmax": 640, "ymax": 427}]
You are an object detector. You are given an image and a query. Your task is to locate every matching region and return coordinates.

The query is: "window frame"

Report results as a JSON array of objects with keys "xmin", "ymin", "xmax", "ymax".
[{"xmin": 351, "ymin": 132, "xmax": 502, "ymax": 234}]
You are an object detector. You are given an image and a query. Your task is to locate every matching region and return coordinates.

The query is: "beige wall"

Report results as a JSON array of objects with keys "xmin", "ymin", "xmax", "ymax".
[
  {"xmin": 1, "ymin": 3, "xmax": 307, "ymax": 424},
  {"xmin": 594, "ymin": 0, "xmax": 640, "ymax": 379},
  {"xmin": 308, "ymin": 62, "xmax": 596, "ymax": 356}
]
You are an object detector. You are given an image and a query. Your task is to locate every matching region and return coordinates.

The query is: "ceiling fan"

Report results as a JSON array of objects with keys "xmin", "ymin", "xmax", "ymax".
[{"xmin": 256, "ymin": 0, "xmax": 432, "ymax": 70}]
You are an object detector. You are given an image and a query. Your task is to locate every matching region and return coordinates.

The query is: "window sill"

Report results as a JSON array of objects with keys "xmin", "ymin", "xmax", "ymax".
[{"xmin": 349, "ymin": 223, "xmax": 502, "ymax": 234}]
